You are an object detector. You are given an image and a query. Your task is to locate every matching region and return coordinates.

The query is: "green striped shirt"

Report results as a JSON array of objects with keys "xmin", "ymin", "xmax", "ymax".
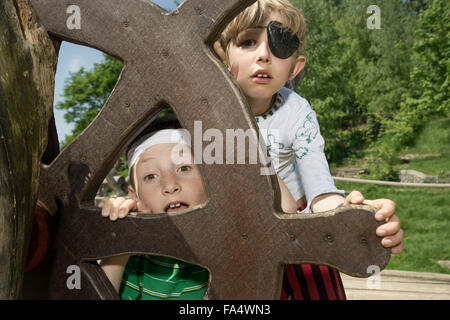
[{"xmin": 119, "ymin": 255, "xmax": 209, "ymax": 300}]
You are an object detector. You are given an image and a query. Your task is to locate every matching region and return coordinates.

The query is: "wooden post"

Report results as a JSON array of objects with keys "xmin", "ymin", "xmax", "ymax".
[{"xmin": 0, "ymin": 0, "xmax": 56, "ymax": 299}]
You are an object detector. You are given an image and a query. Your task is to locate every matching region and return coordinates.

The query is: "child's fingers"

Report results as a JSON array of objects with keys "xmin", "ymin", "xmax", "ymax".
[
  {"xmin": 363, "ymin": 198, "xmax": 396, "ymax": 221},
  {"xmin": 376, "ymin": 214, "xmax": 401, "ymax": 237},
  {"xmin": 344, "ymin": 190, "xmax": 364, "ymax": 205},
  {"xmin": 391, "ymin": 242, "xmax": 403, "ymax": 255},
  {"xmin": 100, "ymin": 198, "xmax": 112, "ymax": 217},
  {"xmin": 118, "ymin": 199, "xmax": 137, "ymax": 218},
  {"xmin": 376, "ymin": 214, "xmax": 403, "ymax": 253},
  {"xmin": 380, "ymin": 228, "xmax": 404, "ymax": 251},
  {"xmin": 109, "ymin": 197, "xmax": 127, "ymax": 221}
]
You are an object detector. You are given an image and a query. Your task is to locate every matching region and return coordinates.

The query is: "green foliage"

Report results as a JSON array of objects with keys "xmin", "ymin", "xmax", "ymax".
[
  {"xmin": 406, "ymin": 0, "xmax": 449, "ymax": 117},
  {"xmin": 291, "ymin": 0, "xmax": 415, "ymax": 166},
  {"xmin": 57, "ymin": 54, "xmax": 123, "ymax": 147},
  {"xmin": 290, "ymin": 0, "xmax": 448, "ymax": 178},
  {"xmin": 370, "ymin": 0, "xmax": 449, "ymax": 178}
]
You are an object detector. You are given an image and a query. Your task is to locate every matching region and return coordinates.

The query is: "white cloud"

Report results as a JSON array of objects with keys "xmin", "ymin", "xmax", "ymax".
[{"xmin": 68, "ymin": 55, "xmax": 83, "ymax": 73}]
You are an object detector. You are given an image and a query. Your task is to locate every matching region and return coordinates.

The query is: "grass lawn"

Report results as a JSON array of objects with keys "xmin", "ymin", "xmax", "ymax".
[
  {"xmin": 334, "ymin": 181, "xmax": 450, "ymax": 274},
  {"xmin": 397, "ymin": 117, "xmax": 450, "ymax": 180},
  {"xmin": 332, "ymin": 117, "xmax": 450, "ymax": 274}
]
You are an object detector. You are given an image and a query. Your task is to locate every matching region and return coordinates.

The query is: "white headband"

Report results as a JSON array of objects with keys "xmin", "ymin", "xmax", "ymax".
[{"xmin": 128, "ymin": 129, "xmax": 191, "ymax": 170}]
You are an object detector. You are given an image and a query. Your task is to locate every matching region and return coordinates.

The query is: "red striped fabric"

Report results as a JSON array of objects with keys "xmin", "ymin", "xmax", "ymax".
[
  {"xmin": 285, "ymin": 264, "xmax": 304, "ymax": 300},
  {"xmin": 319, "ymin": 265, "xmax": 337, "ymax": 300},
  {"xmin": 281, "ymin": 264, "xmax": 347, "ymax": 300}
]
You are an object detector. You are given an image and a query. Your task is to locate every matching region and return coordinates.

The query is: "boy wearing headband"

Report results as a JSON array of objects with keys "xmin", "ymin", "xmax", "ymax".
[
  {"xmin": 100, "ymin": 129, "xmax": 210, "ymax": 299},
  {"xmin": 99, "ymin": 128, "xmax": 298, "ymax": 299},
  {"xmin": 212, "ymin": 0, "xmax": 403, "ymax": 299}
]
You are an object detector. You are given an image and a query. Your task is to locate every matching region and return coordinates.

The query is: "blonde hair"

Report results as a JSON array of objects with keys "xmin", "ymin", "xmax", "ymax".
[{"xmin": 219, "ymin": 0, "xmax": 306, "ymax": 56}]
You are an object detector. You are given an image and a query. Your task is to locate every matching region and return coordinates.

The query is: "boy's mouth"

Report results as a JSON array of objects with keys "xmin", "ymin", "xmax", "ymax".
[
  {"xmin": 252, "ymin": 70, "xmax": 272, "ymax": 83},
  {"xmin": 165, "ymin": 201, "xmax": 189, "ymax": 213},
  {"xmin": 252, "ymin": 70, "xmax": 272, "ymax": 78}
]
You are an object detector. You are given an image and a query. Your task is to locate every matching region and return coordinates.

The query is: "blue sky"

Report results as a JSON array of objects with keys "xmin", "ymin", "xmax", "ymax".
[{"xmin": 54, "ymin": 0, "xmax": 181, "ymax": 142}]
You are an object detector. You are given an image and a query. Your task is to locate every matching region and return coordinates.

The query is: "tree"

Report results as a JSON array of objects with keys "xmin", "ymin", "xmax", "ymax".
[
  {"xmin": 291, "ymin": 0, "xmax": 360, "ymax": 163},
  {"xmin": 0, "ymin": 0, "xmax": 56, "ymax": 299},
  {"xmin": 406, "ymin": 0, "xmax": 449, "ymax": 118},
  {"xmin": 374, "ymin": 0, "xmax": 449, "ymax": 177},
  {"xmin": 56, "ymin": 54, "xmax": 123, "ymax": 147},
  {"xmin": 290, "ymin": 0, "xmax": 429, "ymax": 177}
]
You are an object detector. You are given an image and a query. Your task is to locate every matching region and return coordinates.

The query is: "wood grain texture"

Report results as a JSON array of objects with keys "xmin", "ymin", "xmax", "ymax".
[{"xmin": 0, "ymin": 0, "xmax": 56, "ymax": 299}]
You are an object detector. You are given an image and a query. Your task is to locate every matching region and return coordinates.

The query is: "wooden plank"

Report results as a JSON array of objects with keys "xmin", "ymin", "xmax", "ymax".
[{"xmin": 342, "ymin": 270, "xmax": 450, "ymax": 300}]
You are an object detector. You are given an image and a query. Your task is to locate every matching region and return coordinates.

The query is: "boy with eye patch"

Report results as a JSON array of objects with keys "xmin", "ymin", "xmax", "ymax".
[
  {"xmin": 211, "ymin": 0, "xmax": 404, "ymax": 299},
  {"xmin": 214, "ymin": 0, "xmax": 333, "ymax": 213}
]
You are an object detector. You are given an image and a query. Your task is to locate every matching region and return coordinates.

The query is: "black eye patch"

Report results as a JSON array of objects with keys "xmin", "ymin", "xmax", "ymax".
[{"xmin": 265, "ymin": 21, "xmax": 299, "ymax": 59}]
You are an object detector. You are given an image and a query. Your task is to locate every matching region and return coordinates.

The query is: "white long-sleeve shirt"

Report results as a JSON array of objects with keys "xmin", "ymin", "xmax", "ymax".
[{"xmin": 256, "ymin": 87, "xmax": 344, "ymax": 212}]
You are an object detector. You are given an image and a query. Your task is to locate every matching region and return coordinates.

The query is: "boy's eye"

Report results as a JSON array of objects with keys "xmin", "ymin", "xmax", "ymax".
[
  {"xmin": 238, "ymin": 39, "xmax": 257, "ymax": 48},
  {"xmin": 236, "ymin": 28, "xmax": 262, "ymax": 49},
  {"xmin": 178, "ymin": 165, "xmax": 192, "ymax": 173},
  {"xmin": 144, "ymin": 174, "xmax": 157, "ymax": 181}
]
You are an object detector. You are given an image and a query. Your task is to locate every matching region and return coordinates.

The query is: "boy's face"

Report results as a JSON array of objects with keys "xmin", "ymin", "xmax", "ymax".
[
  {"xmin": 129, "ymin": 143, "xmax": 208, "ymax": 214},
  {"xmin": 225, "ymin": 11, "xmax": 305, "ymax": 111}
]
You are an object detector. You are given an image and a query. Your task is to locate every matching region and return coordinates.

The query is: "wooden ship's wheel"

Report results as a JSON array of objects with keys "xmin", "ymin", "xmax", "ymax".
[{"xmin": 26, "ymin": 0, "xmax": 389, "ymax": 299}]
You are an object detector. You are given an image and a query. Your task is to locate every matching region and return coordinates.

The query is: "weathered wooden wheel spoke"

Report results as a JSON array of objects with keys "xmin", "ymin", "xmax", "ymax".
[{"xmin": 31, "ymin": 0, "xmax": 166, "ymax": 59}]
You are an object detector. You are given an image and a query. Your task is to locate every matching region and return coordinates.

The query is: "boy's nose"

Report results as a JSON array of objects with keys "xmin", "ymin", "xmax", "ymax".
[
  {"xmin": 161, "ymin": 175, "xmax": 181, "ymax": 194},
  {"xmin": 256, "ymin": 41, "xmax": 271, "ymax": 63}
]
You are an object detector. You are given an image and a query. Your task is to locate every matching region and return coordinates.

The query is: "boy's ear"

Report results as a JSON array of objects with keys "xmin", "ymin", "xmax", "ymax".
[
  {"xmin": 288, "ymin": 55, "xmax": 306, "ymax": 81},
  {"xmin": 128, "ymin": 185, "xmax": 138, "ymax": 201},
  {"xmin": 128, "ymin": 185, "xmax": 152, "ymax": 213},
  {"xmin": 213, "ymin": 41, "xmax": 227, "ymax": 64}
]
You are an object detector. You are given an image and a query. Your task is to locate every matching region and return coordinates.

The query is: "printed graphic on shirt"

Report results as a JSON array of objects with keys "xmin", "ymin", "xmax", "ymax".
[
  {"xmin": 294, "ymin": 146, "xmax": 309, "ymax": 160},
  {"xmin": 266, "ymin": 133, "xmax": 285, "ymax": 156},
  {"xmin": 294, "ymin": 115, "xmax": 318, "ymax": 144},
  {"xmin": 293, "ymin": 115, "xmax": 318, "ymax": 160}
]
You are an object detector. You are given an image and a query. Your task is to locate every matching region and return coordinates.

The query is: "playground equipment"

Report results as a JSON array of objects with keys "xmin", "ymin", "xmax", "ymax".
[{"xmin": 2, "ymin": 0, "xmax": 390, "ymax": 299}]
